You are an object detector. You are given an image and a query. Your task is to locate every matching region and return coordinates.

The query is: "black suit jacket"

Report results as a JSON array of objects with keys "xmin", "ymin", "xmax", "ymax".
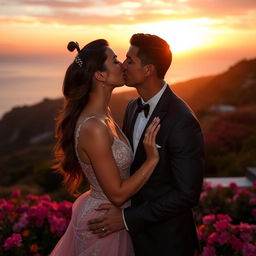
[{"xmin": 123, "ymin": 86, "xmax": 204, "ymax": 256}]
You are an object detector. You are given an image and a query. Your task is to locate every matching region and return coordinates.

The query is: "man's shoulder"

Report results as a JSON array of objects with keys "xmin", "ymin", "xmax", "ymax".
[{"xmin": 164, "ymin": 89, "xmax": 200, "ymax": 125}]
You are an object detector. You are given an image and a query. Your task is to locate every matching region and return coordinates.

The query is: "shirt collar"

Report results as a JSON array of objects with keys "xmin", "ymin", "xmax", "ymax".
[{"xmin": 141, "ymin": 82, "xmax": 167, "ymax": 112}]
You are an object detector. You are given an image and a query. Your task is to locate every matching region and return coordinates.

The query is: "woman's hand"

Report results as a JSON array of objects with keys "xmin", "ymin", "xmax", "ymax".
[{"xmin": 143, "ymin": 117, "xmax": 160, "ymax": 164}]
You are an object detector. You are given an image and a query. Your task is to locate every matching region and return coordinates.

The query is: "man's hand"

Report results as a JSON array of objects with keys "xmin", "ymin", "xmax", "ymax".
[{"xmin": 88, "ymin": 204, "xmax": 125, "ymax": 238}]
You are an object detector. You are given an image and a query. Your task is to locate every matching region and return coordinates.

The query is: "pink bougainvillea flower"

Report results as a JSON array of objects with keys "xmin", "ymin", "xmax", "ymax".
[
  {"xmin": 10, "ymin": 189, "xmax": 21, "ymax": 198},
  {"xmin": 217, "ymin": 231, "xmax": 230, "ymax": 245},
  {"xmin": 231, "ymin": 236, "xmax": 243, "ymax": 252},
  {"xmin": 242, "ymin": 242, "xmax": 256, "ymax": 256},
  {"xmin": 238, "ymin": 222, "xmax": 253, "ymax": 232},
  {"xmin": 214, "ymin": 220, "xmax": 230, "ymax": 232},
  {"xmin": 204, "ymin": 183, "xmax": 212, "ymax": 191},
  {"xmin": 201, "ymin": 245, "xmax": 216, "ymax": 256},
  {"xmin": 207, "ymin": 232, "xmax": 218, "ymax": 244},
  {"xmin": 3, "ymin": 233, "xmax": 22, "ymax": 250},
  {"xmin": 203, "ymin": 214, "xmax": 216, "ymax": 225},
  {"xmin": 229, "ymin": 182, "xmax": 238, "ymax": 190},
  {"xmin": 216, "ymin": 214, "xmax": 232, "ymax": 222},
  {"xmin": 13, "ymin": 213, "xmax": 29, "ymax": 232}
]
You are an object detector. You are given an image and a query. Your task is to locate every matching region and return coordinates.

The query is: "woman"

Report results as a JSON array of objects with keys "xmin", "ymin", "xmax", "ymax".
[{"xmin": 50, "ymin": 39, "xmax": 160, "ymax": 256}]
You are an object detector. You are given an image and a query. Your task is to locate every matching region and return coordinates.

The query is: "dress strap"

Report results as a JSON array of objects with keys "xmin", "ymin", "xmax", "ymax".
[{"xmin": 74, "ymin": 116, "xmax": 107, "ymax": 165}]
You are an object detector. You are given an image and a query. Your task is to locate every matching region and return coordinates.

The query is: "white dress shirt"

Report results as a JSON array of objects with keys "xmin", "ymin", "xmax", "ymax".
[
  {"xmin": 122, "ymin": 82, "xmax": 167, "ymax": 231},
  {"xmin": 133, "ymin": 82, "xmax": 167, "ymax": 154}
]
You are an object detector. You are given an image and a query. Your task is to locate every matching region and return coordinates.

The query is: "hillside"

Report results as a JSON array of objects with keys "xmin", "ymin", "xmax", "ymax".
[
  {"xmin": 0, "ymin": 90, "xmax": 138, "ymax": 156},
  {"xmin": 172, "ymin": 58, "xmax": 256, "ymax": 112}
]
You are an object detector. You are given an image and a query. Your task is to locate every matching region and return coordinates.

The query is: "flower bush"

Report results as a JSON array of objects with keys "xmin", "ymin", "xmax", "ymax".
[
  {"xmin": 194, "ymin": 182, "xmax": 256, "ymax": 225},
  {"xmin": 1, "ymin": 184, "xmax": 256, "ymax": 256},
  {"xmin": 0, "ymin": 189, "xmax": 72, "ymax": 256},
  {"xmin": 203, "ymin": 109, "xmax": 256, "ymax": 177}
]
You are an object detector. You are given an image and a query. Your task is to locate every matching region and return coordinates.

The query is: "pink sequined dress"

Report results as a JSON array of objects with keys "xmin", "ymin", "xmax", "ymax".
[{"xmin": 50, "ymin": 116, "xmax": 135, "ymax": 256}]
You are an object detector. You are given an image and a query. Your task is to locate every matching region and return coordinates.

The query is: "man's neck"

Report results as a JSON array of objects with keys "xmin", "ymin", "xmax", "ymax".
[{"xmin": 137, "ymin": 79, "xmax": 165, "ymax": 102}]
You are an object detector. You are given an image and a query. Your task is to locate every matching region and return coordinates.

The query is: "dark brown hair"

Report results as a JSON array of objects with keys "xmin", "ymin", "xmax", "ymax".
[
  {"xmin": 54, "ymin": 39, "xmax": 109, "ymax": 196},
  {"xmin": 130, "ymin": 33, "xmax": 172, "ymax": 79}
]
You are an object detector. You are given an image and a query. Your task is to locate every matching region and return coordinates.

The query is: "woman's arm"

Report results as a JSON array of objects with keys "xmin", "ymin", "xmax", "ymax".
[{"xmin": 78, "ymin": 117, "xmax": 160, "ymax": 206}]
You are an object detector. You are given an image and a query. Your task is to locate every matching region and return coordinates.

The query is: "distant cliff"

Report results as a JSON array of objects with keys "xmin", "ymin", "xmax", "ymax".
[
  {"xmin": 0, "ymin": 91, "xmax": 138, "ymax": 156},
  {"xmin": 172, "ymin": 58, "xmax": 256, "ymax": 112}
]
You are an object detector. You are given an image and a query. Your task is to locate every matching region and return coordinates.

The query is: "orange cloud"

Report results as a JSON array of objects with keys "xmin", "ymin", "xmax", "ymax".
[{"xmin": 1, "ymin": 0, "xmax": 256, "ymax": 29}]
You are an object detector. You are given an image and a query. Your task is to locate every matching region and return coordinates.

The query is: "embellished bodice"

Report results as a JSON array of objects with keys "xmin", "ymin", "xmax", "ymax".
[{"xmin": 74, "ymin": 116, "xmax": 133, "ymax": 205}]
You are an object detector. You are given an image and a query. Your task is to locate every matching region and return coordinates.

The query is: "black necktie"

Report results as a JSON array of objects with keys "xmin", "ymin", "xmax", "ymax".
[{"xmin": 136, "ymin": 100, "xmax": 150, "ymax": 118}]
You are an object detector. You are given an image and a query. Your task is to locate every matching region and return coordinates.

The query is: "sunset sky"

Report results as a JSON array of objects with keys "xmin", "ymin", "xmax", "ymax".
[{"xmin": 0, "ymin": 0, "xmax": 256, "ymax": 117}]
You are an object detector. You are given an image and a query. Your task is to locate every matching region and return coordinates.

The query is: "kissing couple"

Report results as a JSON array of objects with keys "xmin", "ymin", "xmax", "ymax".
[{"xmin": 50, "ymin": 33, "xmax": 204, "ymax": 256}]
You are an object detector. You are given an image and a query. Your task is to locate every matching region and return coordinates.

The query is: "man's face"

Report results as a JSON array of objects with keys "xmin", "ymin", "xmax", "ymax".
[{"xmin": 122, "ymin": 45, "xmax": 146, "ymax": 88}]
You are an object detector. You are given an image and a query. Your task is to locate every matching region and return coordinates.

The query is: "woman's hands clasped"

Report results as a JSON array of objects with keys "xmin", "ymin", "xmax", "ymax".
[{"xmin": 143, "ymin": 117, "xmax": 160, "ymax": 164}]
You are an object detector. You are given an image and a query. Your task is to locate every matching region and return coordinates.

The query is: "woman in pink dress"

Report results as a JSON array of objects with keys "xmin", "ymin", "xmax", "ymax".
[{"xmin": 50, "ymin": 39, "xmax": 160, "ymax": 256}]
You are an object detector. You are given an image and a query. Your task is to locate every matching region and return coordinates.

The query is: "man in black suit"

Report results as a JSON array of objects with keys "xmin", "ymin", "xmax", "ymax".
[{"xmin": 88, "ymin": 33, "xmax": 205, "ymax": 256}]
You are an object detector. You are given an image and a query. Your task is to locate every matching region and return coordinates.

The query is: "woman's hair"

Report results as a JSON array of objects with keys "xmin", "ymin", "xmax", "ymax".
[
  {"xmin": 130, "ymin": 33, "xmax": 172, "ymax": 79},
  {"xmin": 54, "ymin": 39, "xmax": 109, "ymax": 196}
]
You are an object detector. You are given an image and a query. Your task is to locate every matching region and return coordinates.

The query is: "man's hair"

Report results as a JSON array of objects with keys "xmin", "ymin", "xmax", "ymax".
[{"xmin": 130, "ymin": 33, "xmax": 172, "ymax": 79}]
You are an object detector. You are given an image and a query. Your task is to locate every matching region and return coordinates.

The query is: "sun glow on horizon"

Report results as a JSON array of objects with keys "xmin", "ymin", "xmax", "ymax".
[{"xmin": 136, "ymin": 19, "xmax": 215, "ymax": 54}]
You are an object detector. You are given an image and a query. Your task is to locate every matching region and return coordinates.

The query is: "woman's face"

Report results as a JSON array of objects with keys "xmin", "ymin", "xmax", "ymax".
[{"xmin": 103, "ymin": 47, "xmax": 124, "ymax": 88}]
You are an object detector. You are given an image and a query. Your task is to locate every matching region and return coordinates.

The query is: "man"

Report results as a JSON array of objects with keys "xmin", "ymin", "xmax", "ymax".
[{"xmin": 88, "ymin": 33, "xmax": 204, "ymax": 256}]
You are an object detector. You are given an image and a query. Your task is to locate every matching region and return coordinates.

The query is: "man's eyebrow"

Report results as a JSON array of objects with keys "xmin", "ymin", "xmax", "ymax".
[
  {"xmin": 112, "ymin": 55, "xmax": 117, "ymax": 59},
  {"xmin": 126, "ymin": 55, "xmax": 132, "ymax": 60}
]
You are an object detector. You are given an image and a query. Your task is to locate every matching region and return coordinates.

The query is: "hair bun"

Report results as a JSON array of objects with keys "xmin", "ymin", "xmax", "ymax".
[{"xmin": 67, "ymin": 41, "xmax": 80, "ymax": 52}]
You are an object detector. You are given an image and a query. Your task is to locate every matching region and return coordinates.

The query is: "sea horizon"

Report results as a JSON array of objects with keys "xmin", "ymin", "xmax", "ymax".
[{"xmin": 0, "ymin": 53, "xmax": 253, "ymax": 120}]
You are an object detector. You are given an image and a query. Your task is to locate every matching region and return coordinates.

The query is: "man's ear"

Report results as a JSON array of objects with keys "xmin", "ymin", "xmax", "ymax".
[
  {"xmin": 94, "ymin": 70, "xmax": 106, "ymax": 82},
  {"xmin": 144, "ymin": 64, "xmax": 155, "ymax": 77}
]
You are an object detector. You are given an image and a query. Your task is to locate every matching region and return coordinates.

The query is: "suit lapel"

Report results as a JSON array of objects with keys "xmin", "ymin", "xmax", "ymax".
[{"xmin": 126, "ymin": 98, "xmax": 140, "ymax": 150}]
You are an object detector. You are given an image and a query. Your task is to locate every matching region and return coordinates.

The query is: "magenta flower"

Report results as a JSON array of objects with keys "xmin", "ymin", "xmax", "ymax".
[
  {"xmin": 26, "ymin": 194, "xmax": 40, "ymax": 201},
  {"xmin": 229, "ymin": 182, "xmax": 238, "ymax": 190},
  {"xmin": 202, "ymin": 245, "xmax": 216, "ymax": 256},
  {"xmin": 204, "ymin": 183, "xmax": 212, "ymax": 191},
  {"xmin": 3, "ymin": 233, "xmax": 22, "ymax": 250},
  {"xmin": 216, "ymin": 214, "xmax": 232, "ymax": 222},
  {"xmin": 39, "ymin": 194, "xmax": 51, "ymax": 201},
  {"xmin": 12, "ymin": 213, "xmax": 29, "ymax": 232},
  {"xmin": 207, "ymin": 232, "xmax": 218, "ymax": 244},
  {"xmin": 238, "ymin": 223, "xmax": 253, "ymax": 232},
  {"xmin": 49, "ymin": 215, "xmax": 68, "ymax": 235},
  {"xmin": 203, "ymin": 214, "xmax": 216, "ymax": 225},
  {"xmin": 231, "ymin": 236, "xmax": 243, "ymax": 251},
  {"xmin": 217, "ymin": 231, "xmax": 230, "ymax": 245},
  {"xmin": 58, "ymin": 201, "xmax": 72, "ymax": 215},
  {"xmin": 200, "ymin": 191, "xmax": 208, "ymax": 200},
  {"xmin": 2, "ymin": 202, "xmax": 15, "ymax": 212},
  {"xmin": 28, "ymin": 204, "xmax": 48, "ymax": 220},
  {"xmin": 242, "ymin": 242, "xmax": 256, "ymax": 256},
  {"xmin": 10, "ymin": 189, "xmax": 21, "ymax": 198},
  {"xmin": 214, "ymin": 220, "xmax": 230, "ymax": 232}
]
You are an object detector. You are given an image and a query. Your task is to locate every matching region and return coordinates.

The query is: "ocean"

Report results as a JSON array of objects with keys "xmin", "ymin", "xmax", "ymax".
[{"xmin": 0, "ymin": 53, "xmax": 242, "ymax": 120}]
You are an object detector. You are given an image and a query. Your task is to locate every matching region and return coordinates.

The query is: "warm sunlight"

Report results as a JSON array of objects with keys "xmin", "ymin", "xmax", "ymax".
[{"xmin": 136, "ymin": 19, "xmax": 214, "ymax": 53}]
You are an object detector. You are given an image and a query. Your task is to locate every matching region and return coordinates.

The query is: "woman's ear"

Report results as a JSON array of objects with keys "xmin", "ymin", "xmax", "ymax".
[
  {"xmin": 94, "ymin": 70, "xmax": 106, "ymax": 82},
  {"xmin": 144, "ymin": 64, "xmax": 155, "ymax": 77}
]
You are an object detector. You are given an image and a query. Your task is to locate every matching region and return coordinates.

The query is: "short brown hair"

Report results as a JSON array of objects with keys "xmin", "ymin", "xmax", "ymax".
[{"xmin": 130, "ymin": 33, "xmax": 172, "ymax": 79}]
